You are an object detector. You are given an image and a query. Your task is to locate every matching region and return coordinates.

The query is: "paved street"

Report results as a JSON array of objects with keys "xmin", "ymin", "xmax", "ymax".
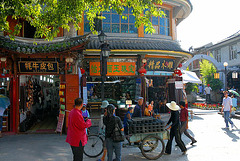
[{"xmin": 1, "ymin": 108, "xmax": 240, "ymax": 161}]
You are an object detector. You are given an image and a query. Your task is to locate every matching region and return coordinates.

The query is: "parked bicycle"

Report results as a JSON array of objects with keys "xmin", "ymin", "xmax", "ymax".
[{"xmin": 83, "ymin": 127, "xmax": 105, "ymax": 158}]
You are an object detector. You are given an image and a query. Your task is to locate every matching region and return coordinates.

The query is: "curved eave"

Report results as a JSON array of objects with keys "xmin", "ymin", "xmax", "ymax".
[{"xmin": 0, "ymin": 34, "xmax": 90, "ymax": 55}]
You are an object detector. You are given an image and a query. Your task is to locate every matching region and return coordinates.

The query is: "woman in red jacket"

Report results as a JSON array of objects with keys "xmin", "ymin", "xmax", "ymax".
[{"xmin": 66, "ymin": 98, "xmax": 92, "ymax": 161}]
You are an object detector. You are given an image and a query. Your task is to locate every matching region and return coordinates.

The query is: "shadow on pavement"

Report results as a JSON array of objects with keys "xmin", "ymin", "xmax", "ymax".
[{"xmin": 221, "ymin": 128, "xmax": 240, "ymax": 142}]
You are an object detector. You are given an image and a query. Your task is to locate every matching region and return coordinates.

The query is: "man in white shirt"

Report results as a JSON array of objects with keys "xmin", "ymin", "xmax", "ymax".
[
  {"xmin": 204, "ymin": 84, "xmax": 212, "ymax": 104},
  {"xmin": 221, "ymin": 91, "xmax": 234, "ymax": 128}
]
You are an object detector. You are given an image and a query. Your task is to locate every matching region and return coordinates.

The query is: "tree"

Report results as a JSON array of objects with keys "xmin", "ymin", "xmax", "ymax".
[
  {"xmin": 1, "ymin": 0, "xmax": 164, "ymax": 40},
  {"xmin": 199, "ymin": 55, "xmax": 223, "ymax": 91}
]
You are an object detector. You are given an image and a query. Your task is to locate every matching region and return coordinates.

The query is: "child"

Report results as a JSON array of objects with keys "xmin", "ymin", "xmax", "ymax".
[{"xmin": 81, "ymin": 104, "xmax": 90, "ymax": 134}]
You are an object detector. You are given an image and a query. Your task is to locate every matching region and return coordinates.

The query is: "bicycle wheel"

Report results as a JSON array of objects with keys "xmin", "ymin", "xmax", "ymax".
[
  {"xmin": 84, "ymin": 135, "xmax": 104, "ymax": 158},
  {"xmin": 140, "ymin": 135, "xmax": 165, "ymax": 160}
]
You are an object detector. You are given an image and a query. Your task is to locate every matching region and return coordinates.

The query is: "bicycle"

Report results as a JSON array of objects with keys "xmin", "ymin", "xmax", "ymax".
[{"xmin": 83, "ymin": 127, "xmax": 105, "ymax": 158}]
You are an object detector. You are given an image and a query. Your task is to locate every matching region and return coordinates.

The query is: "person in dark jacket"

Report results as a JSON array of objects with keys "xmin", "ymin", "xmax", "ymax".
[
  {"xmin": 103, "ymin": 104, "xmax": 124, "ymax": 161},
  {"xmin": 179, "ymin": 101, "xmax": 197, "ymax": 145},
  {"xmin": 165, "ymin": 101, "xmax": 187, "ymax": 155},
  {"xmin": 132, "ymin": 97, "xmax": 143, "ymax": 117}
]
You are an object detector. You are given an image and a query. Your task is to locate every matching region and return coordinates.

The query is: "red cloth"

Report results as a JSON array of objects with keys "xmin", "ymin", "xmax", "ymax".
[
  {"xmin": 180, "ymin": 107, "xmax": 188, "ymax": 122},
  {"xmin": 66, "ymin": 108, "xmax": 92, "ymax": 147}
]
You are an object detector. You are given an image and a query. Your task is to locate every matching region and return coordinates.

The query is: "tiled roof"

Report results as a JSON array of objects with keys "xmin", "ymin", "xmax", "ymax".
[
  {"xmin": 0, "ymin": 34, "xmax": 90, "ymax": 54},
  {"xmin": 87, "ymin": 37, "xmax": 188, "ymax": 53}
]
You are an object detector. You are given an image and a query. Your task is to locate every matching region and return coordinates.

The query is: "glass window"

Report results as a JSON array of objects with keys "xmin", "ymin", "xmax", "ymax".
[
  {"xmin": 103, "ymin": 24, "xmax": 111, "ymax": 33},
  {"xmin": 84, "ymin": 14, "xmax": 90, "ymax": 32},
  {"xmin": 103, "ymin": 14, "xmax": 111, "ymax": 23},
  {"xmin": 112, "ymin": 24, "xmax": 120, "ymax": 33},
  {"xmin": 129, "ymin": 24, "xmax": 137, "ymax": 33},
  {"xmin": 121, "ymin": 24, "xmax": 128, "ymax": 33},
  {"xmin": 129, "ymin": 15, "xmax": 135, "ymax": 24},
  {"xmin": 145, "ymin": 8, "xmax": 170, "ymax": 36},
  {"xmin": 121, "ymin": 15, "xmax": 128, "ymax": 23},
  {"xmin": 152, "ymin": 17, "xmax": 158, "ymax": 25},
  {"xmin": 102, "ymin": 7, "xmax": 137, "ymax": 34},
  {"xmin": 112, "ymin": 14, "xmax": 120, "ymax": 23}
]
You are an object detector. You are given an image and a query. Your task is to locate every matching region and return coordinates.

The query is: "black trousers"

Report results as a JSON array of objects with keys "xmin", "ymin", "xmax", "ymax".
[
  {"xmin": 165, "ymin": 127, "xmax": 187, "ymax": 154},
  {"xmin": 71, "ymin": 141, "xmax": 84, "ymax": 161}
]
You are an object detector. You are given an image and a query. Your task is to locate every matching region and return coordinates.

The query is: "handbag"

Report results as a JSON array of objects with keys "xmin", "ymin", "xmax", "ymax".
[{"xmin": 112, "ymin": 117, "xmax": 125, "ymax": 142}]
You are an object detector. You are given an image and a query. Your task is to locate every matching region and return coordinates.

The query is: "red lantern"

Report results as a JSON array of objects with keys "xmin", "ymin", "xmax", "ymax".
[
  {"xmin": 175, "ymin": 69, "xmax": 181, "ymax": 75},
  {"xmin": 178, "ymin": 63, "xmax": 182, "ymax": 68},
  {"xmin": 80, "ymin": 68, "xmax": 85, "ymax": 74},
  {"xmin": 138, "ymin": 66, "xmax": 147, "ymax": 76}
]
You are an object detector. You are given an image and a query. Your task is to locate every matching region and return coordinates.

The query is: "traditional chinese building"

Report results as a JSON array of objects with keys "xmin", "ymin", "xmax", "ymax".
[
  {"xmin": 0, "ymin": 22, "xmax": 90, "ymax": 133},
  {"xmin": 83, "ymin": 0, "xmax": 193, "ymax": 114},
  {"xmin": 0, "ymin": 0, "xmax": 193, "ymax": 133}
]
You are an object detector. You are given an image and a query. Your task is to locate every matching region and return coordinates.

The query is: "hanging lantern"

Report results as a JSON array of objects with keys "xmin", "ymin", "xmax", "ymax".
[
  {"xmin": 138, "ymin": 66, "xmax": 147, "ymax": 76},
  {"xmin": 178, "ymin": 63, "xmax": 182, "ymax": 68},
  {"xmin": 80, "ymin": 68, "xmax": 85, "ymax": 74},
  {"xmin": 175, "ymin": 69, "xmax": 181, "ymax": 75}
]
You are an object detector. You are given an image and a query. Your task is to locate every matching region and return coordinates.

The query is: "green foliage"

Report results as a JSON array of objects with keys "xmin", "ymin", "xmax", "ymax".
[
  {"xmin": 185, "ymin": 82, "xmax": 198, "ymax": 94},
  {"xmin": 199, "ymin": 55, "xmax": 223, "ymax": 91},
  {"xmin": 1, "ymin": 0, "xmax": 164, "ymax": 41}
]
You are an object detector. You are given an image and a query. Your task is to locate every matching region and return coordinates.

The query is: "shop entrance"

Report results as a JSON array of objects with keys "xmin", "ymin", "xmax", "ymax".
[
  {"xmin": 19, "ymin": 75, "xmax": 60, "ymax": 133},
  {"xmin": 147, "ymin": 76, "xmax": 169, "ymax": 113}
]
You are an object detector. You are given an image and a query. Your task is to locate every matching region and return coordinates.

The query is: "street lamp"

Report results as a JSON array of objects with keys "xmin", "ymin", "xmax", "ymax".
[
  {"xmin": 223, "ymin": 62, "xmax": 228, "ymax": 91},
  {"xmin": 98, "ymin": 30, "xmax": 110, "ymax": 101}
]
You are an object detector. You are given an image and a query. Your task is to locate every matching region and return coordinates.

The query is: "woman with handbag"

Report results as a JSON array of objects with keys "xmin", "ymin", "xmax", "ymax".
[{"xmin": 103, "ymin": 104, "xmax": 124, "ymax": 161}]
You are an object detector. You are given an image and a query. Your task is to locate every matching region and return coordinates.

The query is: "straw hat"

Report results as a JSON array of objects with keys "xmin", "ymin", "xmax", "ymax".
[{"xmin": 166, "ymin": 101, "xmax": 180, "ymax": 111}]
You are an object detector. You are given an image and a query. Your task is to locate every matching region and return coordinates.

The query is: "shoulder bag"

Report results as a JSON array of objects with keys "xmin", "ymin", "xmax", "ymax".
[{"xmin": 112, "ymin": 117, "xmax": 125, "ymax": 142}]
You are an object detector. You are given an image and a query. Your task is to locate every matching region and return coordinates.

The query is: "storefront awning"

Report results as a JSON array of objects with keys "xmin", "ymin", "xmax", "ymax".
[{"xmin": 182, "ymin": 70, "xmax": 202, "ymax": 84}]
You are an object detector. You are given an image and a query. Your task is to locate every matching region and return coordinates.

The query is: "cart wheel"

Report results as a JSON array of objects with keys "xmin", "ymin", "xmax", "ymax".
[
  {"xmin": 83, "ymin": 135, "xmax": 104, "ymax": 158},
  {"xmin": 140, "ymin": 135, "xmax": 165, "ymax": 160}
]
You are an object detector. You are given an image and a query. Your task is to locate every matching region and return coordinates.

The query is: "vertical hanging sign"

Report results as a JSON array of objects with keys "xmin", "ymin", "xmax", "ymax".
[
  {"xmin": 56, "ymin": 83, "xmax": 66, "ymax": 134},
  {"xmin": 135, "ymin": 78, "xmax": 141, "ymax": 101}
]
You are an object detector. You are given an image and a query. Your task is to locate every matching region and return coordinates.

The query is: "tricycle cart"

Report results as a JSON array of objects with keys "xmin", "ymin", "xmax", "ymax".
[{"xmin": 129, "ymin": 130, "xmax": 169, "ymax": 160}]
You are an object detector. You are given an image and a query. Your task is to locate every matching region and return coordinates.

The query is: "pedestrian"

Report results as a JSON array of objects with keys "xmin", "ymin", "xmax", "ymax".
[
  {"xmin": 221, "ymin": 91, "xmax": 234, "ymax": 129},
  {"xmin": 81, "ymin": 104, "xmax": 90, "ymax": 134},
  {"xmin": 179, "ymin": 101, "xmax": 197, "ymax": 145},
  {"xmin": 66, "ymin": 98, "xmax": 92, "ymax": 161},
  {"xmin": 103, "ymin": 104, "xmax": 124, "ymax": 161},
  {"xmin": 0, "ymin": 107, "xmax": 5, "ymax": 138},
  {"xmin": 231, "ymin": 95, "xmax": 237, "ymax": 117},
  {"xmin": 164, "ymin": 101, "xmax": 187, "ymax": 155},
  {"xmin": 123, "ymin": 107, "xmax": 134, "ymax": 144},
  {"xmin": 97, "ymin": 100, "xmax": 110, "ymax": 161},
  {"xmin": 204, "ymin": 84, "xmax": 212, "ymax": 104},
  {"xmin": 198, "ymin": 85, "xmax": 203, "ymax": 94},
  {"xmin": 132, "ymin": 97, "xmax": 143, "ymax": 117}
]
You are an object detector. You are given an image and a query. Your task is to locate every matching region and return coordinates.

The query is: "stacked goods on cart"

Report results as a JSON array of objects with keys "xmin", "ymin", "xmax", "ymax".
[{"xmin": 129, "ymin": 117, "xmax": 165, "ymax": 134}]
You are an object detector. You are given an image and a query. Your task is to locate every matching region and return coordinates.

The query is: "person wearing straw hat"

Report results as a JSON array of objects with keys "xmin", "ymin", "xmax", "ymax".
[{"xmin": 165, "ymin": 101, "xmax": 187, "ymax": 155}]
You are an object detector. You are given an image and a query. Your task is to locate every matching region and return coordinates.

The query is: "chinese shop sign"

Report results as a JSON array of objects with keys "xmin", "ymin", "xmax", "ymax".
[
  {"xmin": 90, "ymin": 62, "xmax": 136, "ymax": 76},
  {"xmin": 18, "ymin": 61, "xmax": 59, "ymax": 73},
  {"xmin": 146, "ymin": 58, "xmax": 175, "ymax": 72}
]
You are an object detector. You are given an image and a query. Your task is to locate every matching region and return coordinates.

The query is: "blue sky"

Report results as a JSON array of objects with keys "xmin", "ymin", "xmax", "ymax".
[{"xmin": 177, "ymin": 0, "xmax": 240, "ymax": 50}]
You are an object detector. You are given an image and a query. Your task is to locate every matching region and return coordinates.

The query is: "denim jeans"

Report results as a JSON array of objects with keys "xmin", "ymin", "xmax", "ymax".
[
  {"xmin": 106, "ymin": 138, "xmax": 122, "ymax": 161},
  {"xmin": 0, "ymin": 116, "xmax": 2, "ymax": 131},
  {"xmin": 224, "ymin": 111, "xmax": 233, "ymax": 127}
]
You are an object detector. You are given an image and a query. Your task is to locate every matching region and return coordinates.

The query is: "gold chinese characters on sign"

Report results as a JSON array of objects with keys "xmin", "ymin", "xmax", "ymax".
[
  {"xmin": 18, "ymin": 61, "xmax": 59, "ymax": 73},
  {"xmin": 146, "ymin": 58, "xmax": 175, "ymax": 72}
]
